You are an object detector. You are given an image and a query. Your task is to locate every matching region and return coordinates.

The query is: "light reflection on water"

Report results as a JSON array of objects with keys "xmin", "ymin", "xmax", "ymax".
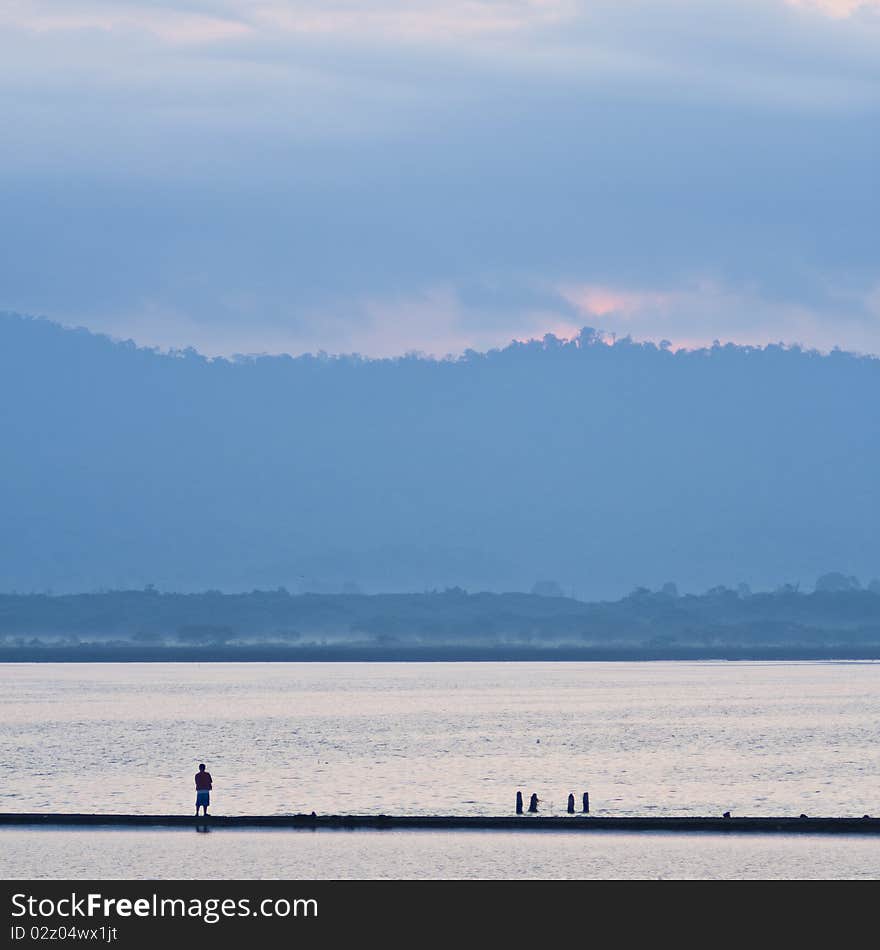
[
  {"xmin": 2, "ymin": 661, "xmax": 879, "ymax": 821},
  {"xmin": 2, "ymin": 827, "xmax": 879, "ymax": 880}
]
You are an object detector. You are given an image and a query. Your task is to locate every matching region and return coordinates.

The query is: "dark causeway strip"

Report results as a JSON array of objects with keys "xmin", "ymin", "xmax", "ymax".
[{"xmin": 1, "ymin": 814, "xmax": 878, "ymax": 834}]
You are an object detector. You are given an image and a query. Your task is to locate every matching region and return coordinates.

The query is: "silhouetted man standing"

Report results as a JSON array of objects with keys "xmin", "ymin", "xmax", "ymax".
[{"xmin": 195, "ymin": 763, "xmax": 213, "ymax": 816}]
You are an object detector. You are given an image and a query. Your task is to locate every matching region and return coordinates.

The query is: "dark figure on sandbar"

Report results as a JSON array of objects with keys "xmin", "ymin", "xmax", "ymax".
[
  {"xmin": 195, "ymin": 763, "xmax": 213, "ymax": 816},
  {"xmin": 516, "ymin": 791, "xmax": 523, "ymax": 815},
  {"xmin": 567, "ymin": 793, "xmax": 575, "ymax": 814},
  {"xmin": 528, "ymin": 793, "xmax": 539, "ymax": 813}
]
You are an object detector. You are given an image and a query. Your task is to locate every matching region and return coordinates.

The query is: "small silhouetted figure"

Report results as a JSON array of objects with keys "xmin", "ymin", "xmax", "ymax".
[
  {"xmin": 723, "ymin": 811, "xmax": 731, "ymax": 819},
  {"xmin": 195, "ymin": 763, "xmax": 213, "ymax": 816},
  {"xmin": 516, "ymin": 791, "xmax": 523, "ymax": 814},
  {"xmin": 567, "ymin": 793, "xmax": 575, "ymax": 814},
  {"xmin": 582, "ymin": 792, "xmax": 590, "ymax": 814},
  {"xmin": 528, "ymin": 793, "xmax": 539, "ymax": 813}
]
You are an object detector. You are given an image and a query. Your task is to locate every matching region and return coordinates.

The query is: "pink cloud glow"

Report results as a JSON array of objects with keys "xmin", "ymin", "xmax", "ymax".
[
  {"xmin": 2, "ymin": 1, "xmax": 575, "ymax": 45},
  {"xmin": 75, "ymin": 277, "xmax": 880, "ymax": 360},
  {"xmin": 785, "ymin": 0, "xmax": 880, "ymax": 17},
  {"xmin": 558, "ymin": 285, "xmax": 673, "ymax": 319},
  {"xmin": 556, "ymin": 279, "xmax": 880, "ymax": 356},
  {"xmin": 18, "ymin": 10, "xmax": 252, "ymax": 45},
  {"xmin": 6, "ymin": 0, "xmax": 875, "ymax": 51}
]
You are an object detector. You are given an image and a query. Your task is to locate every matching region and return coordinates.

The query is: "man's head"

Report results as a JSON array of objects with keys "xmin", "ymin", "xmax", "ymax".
[{"xmin": 199, "ymin": 764, "xmax": 206, "ymax": 772}]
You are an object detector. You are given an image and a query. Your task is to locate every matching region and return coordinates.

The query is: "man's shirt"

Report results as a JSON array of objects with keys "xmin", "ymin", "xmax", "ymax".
[{"xmin": 195, "ymin": 772, "xmax": 213, "ymax": 790}]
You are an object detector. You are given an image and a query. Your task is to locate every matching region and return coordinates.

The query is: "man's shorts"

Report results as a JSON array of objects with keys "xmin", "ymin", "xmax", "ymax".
[{"xmin": 196, "ymin": 791, "xmax": 210, "ymax": 807}]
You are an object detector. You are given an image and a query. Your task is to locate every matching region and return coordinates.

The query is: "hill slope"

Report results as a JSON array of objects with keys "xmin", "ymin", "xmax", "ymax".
[{"xmin": 1, "ymin": 313, "xmax": 878, "ymax": 596}]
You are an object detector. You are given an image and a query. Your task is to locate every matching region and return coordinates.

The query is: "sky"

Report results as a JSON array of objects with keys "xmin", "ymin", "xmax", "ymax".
[{"xmin": 2, "ymin": 0, "xmax": 879, "ymax": 358}]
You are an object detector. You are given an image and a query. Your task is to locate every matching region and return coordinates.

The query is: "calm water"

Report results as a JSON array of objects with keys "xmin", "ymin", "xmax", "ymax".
[
  {"xmin": 2, "ymin": 661, "xmax": 880, "ymax": 878},
  {"xmin": 3, "ymin": 827, "xmax": 880, "ymax": 880}
]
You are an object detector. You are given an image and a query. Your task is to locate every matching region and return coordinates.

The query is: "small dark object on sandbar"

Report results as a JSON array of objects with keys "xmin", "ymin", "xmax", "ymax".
[
  {"xmin": 567, "ymin": 794, "xmax": 575, "ymax": 814},
  {"xmin": 516, "ymin": 791, "xmax": 523, "ymax": 815},
  {"xmin": 723, "ymin": 811, "xmax": 731, "ymax": 818},
  {"xmin": 800, "ymin": 814, "xmax": 808, "ymax": 819},
  {"xmin": 528, "ymin": 793, "xmax": 539, "ymax": 813}
]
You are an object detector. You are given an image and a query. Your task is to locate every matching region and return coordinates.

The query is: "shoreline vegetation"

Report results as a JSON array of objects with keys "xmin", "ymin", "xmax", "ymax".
[{"xmin": 1, "ymin": 584, "xmax": 879, "ymax": 661}]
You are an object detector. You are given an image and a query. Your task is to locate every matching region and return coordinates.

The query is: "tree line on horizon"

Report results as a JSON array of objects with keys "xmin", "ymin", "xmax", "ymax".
[{"xmin": 1, "ymin": 578, "xmax": 879, "ymax": 652}]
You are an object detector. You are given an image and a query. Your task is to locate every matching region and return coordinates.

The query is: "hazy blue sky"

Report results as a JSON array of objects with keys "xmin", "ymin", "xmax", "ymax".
[{"xmin": 2, "ymin": 1, "xmax": 879, "ymax": 357}]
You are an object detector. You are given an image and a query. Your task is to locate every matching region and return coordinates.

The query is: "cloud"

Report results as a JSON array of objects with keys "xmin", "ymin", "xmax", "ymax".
[
  {"xmin": 3, "ymin": 1, "xmax": 879, "ymax": 175},
  {"xmin": 558, "ymin": 286, "xmax": 674, "ymax": 320},
  {"xmin": 250, "ymin": 0, "xmax": 577, "ymax": 40},
  {"xmin": 558, "ymin": 279, "xmax": 880, "ymax": 354},
  {"xmin": 787, "ymin": 0, "xmax": 880, "ymax": 17},
  {"xmin": 7, "ymin": 1, "xmax": 879, "ymax": 45},
  {"xmin": 0, "ymin": 1, "xmax": 879, "ymax": 358},
  {"xmin": 62, "ymin": 284, "xmax": 579, "ymax": 359},
  {"xmin": 40, "ymin": 275, "xmax": 880, "ymax": 360},
  {"xmin": 1, "ymin": 1, "xmax": 253, "ymax": 45}
]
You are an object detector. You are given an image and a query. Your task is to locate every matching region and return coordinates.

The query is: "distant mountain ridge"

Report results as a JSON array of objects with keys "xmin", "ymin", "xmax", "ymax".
[{"xmin": 1, "ymin": 311, "xmax": 878, "ymax": 597}]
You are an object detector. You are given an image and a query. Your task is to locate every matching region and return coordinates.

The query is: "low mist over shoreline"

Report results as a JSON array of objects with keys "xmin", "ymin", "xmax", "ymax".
[{"xmin": 2, "ymin": 577, "xmax": 879, "ymax": 660}]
